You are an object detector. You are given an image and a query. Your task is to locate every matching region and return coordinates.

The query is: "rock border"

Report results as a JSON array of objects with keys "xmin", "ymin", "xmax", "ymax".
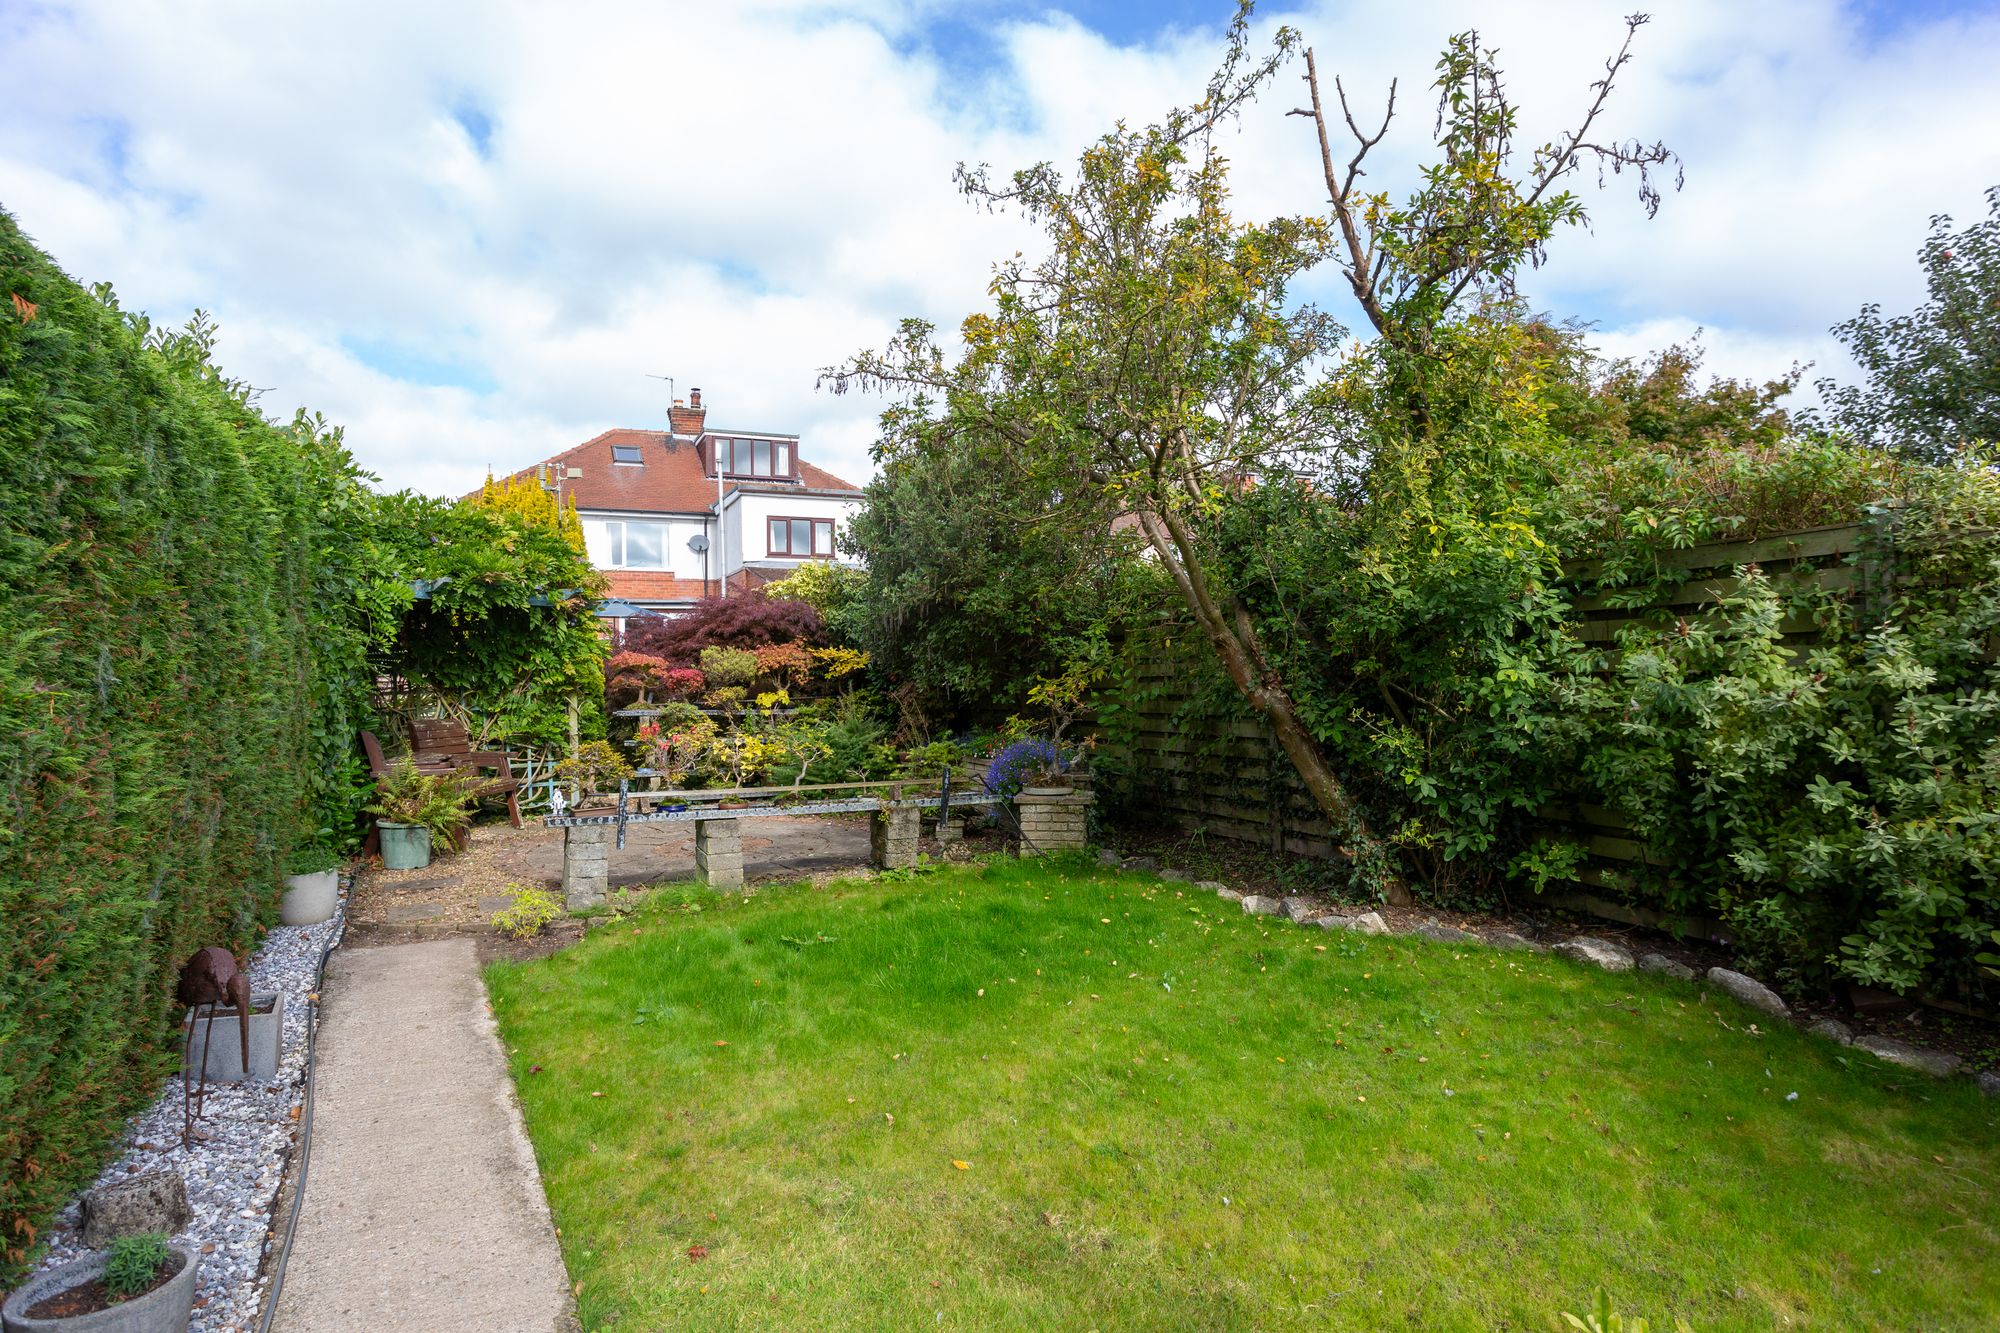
[
  {"xmin": 1111, "ymin": 854, "xmax": 1993, "ymax": 1098},
  {"xmin": 20, "ymin": 875, "xmax": 350, "ymax": 1332}
]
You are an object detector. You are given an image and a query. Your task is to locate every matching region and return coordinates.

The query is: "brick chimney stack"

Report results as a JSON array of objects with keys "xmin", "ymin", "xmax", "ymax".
[{"xmin": 669, "ymin": 387, "xmax": 706, "ymax": 439}]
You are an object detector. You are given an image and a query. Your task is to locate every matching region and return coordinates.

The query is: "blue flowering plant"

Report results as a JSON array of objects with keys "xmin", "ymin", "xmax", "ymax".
[{"xmin": 983, "ymin": 737, "xmax": 1072, "ymax": 798}]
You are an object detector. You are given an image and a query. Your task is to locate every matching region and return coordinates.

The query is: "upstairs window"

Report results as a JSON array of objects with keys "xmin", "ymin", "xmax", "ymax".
[
  {"xmin": 610, "ymin": 444, "xmax": 644, "ymax": 464},
  {"xmin": 717, "ymin": 436, "xmax": 795, "ymax": 478},
  {"xmin": 768, "ymin": 516, "xmax": 834, "ymax": 558},
  {"xmin": 583, "ymin": 519, "xmax": 668, "ymax": 569}
]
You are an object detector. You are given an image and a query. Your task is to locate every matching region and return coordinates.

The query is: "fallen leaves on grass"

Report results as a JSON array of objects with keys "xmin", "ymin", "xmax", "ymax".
[
  {"xmin": 952, "ymin": 1159, "xmax": 970, "ymax": 1170},
  {"xmin": 687, "ymin": 1244, "xmax": 709, "ymax": 1262}
]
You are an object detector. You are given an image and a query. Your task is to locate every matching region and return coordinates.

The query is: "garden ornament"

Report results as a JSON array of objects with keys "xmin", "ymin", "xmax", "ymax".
[{"xmin": 176, "ymin": 946, "xmax": 251, "ymax": 1145}]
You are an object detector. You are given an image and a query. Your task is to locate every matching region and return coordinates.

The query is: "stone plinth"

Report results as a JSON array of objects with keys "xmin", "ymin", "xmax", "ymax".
[
  {"xmin": 935, "ymin": 814, "xmax": 963, "ymax": 845},
  {"xmin": 1014, "ymin": 788, "xmax": 1093, "ymax": 852},
  {"xmin": 562, "ymin": 824, "xmax": 609, "ymax": 910},
  {"xmin": 870, "ymin": 805, "xmax": 920, "ymax": 869},
  {"xmin": 696, "ymin": 817, "xmax": 744, "ymax": 889}
]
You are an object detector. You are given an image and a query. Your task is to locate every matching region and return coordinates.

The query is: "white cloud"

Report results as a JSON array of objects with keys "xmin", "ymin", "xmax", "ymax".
[{"xmin": 2, "ymin": 0, "xmax": 1994, "ymax": 495}]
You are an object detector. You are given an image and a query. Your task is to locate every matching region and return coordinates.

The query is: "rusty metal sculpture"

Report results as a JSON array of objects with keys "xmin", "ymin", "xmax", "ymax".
[{"xmin": 177, "ymin": 947, "xmax": 251, "ymax": 1145}]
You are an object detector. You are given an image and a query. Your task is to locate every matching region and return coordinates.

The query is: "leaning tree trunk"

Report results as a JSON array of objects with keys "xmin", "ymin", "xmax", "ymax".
[{"xmin": 1133, "ymin": 510, "xmax": 1411, "ymax": 904}]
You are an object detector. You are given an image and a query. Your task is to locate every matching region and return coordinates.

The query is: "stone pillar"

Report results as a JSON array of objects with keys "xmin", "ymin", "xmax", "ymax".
[
  {"xmin": 562, "ymin": 824, "xmax": 609, "ymax": 910},
  {"xmin": 1014, "ymin": 789, "xmax": 1093, "ymax": 853},
  {"xmin": 870, "ymin": 804, "xmax": 920, "ymax": 869},
  {"xmin": 695, "ymin": 817, "xmax": 743, "ymax": 890}
]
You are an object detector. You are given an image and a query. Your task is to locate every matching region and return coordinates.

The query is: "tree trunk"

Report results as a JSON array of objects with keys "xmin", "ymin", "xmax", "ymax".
[{"xmin": 1133, "ymin": 510, "xmax": 1411, "ymax": 904}]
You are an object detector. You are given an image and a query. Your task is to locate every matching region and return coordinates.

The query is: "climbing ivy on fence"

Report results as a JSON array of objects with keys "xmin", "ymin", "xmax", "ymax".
[{"xmin": 0, "ymin": 212, "xmax": 372, "ymax": 1281}]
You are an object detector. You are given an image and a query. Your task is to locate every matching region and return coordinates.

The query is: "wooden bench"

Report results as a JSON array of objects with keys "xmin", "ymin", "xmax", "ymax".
[{"xmin": 361, "ymin": 723, "xmax": 524, "ymax": 830}]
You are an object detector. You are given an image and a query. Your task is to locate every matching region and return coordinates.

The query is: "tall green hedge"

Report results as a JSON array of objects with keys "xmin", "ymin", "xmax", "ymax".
[{"xmin": 0, "ymin": 211, "xmax": 346, "ymax": 1278}]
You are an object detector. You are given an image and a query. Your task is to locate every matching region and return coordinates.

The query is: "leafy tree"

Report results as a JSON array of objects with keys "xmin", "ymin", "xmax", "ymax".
[
  {"xmin": 761, "ymin": 560, "xmax": 866, "ymax": 644},
  {"xmin": 829, "ymin": 5, "xmax": 1676, "ymax": 890},
  {"xmin": 370, "ymin": 490, "xmax": 607, "ymax": 748},
  {"xmin": 1540, "ymin": 333, "xmax": 1797, "ymax": 454},
  {"xmin": 474, "ymin": 470, "xmax": 587, "ymax": 551},
  {"xmin": 841, "ymin": 440, "xmax": 1137, "ymax": 730},
  {"xmin": 1816, "ymin": 186, "xmax": 2000, "ymax": 462}
]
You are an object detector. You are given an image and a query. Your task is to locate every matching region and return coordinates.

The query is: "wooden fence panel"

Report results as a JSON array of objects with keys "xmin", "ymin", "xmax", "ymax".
[{"xmin": 1094, "ymin": 514, "xmax": 1889, "ymax": 921}]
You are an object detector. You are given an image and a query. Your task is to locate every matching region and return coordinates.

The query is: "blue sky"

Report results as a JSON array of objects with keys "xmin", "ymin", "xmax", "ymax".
[{"xmin": 3, "ymin": 0, "xmax": 1998, "ymax": 495}]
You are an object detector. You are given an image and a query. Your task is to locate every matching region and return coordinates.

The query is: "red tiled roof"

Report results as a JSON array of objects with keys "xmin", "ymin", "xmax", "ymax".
[{"xmin": 489, "ymin": 429, "xmax": 861, "ymax": 514}]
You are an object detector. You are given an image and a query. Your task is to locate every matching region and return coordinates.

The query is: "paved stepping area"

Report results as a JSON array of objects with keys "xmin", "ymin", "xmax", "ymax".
[{"xmin": 273, "ymin": 938, "xmax": 575, "ymax": 1332}]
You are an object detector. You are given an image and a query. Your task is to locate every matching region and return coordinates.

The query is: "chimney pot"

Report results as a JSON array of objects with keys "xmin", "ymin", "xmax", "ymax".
[{"xmin": 690, "ymin": 387, "xmax": 702, "ymax": 409}]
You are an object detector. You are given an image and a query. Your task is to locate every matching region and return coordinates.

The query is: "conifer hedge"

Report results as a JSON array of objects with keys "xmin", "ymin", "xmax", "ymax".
[{"xmin": 0, "ymin": 210, "xmax": 349, "ymax": 1278}]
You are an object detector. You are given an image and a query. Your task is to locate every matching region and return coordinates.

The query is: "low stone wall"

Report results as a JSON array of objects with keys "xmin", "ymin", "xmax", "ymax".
[{"xmin": 1015, "ymin": 789, "xmax": 1092, "ymax": 852}]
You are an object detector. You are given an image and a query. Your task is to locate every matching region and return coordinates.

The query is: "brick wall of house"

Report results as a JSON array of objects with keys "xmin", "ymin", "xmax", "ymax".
[{"xmin": 605, "ymin": 570, "xmax": 711, "ymax": 602}]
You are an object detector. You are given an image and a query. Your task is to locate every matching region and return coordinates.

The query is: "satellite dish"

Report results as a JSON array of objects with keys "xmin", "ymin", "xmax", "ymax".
[{"xmin": 687, "ymin": 534, "xmax": 710, "ymax": 554}]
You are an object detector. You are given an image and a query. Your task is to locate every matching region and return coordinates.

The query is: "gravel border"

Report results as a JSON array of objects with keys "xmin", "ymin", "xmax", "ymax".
[{"xmin": 23, "ymin": 879, "xmax": 348, "ymax": 1333}]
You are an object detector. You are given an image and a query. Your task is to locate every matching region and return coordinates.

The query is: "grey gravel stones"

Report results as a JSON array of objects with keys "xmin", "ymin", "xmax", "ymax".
[
  {"xmin": 1195, "ymin": 880, "xmax": 1231, "ymax": 894},
  {"xmin": 1412, "ymin": 920, "xmax": 1477, "ymax": 944},
  {"xmin": 25, "ymin": 881, "xmax": 346, "ymax": 1333},
  {"xmin": 1636, "ymin": 952, "xmax": 1695, "ymax": 980},
  {"xmin": 1853, "ymin": 1034, "xmax": 1963, "ymax": 1078},
  {"xmin": 1214, "ymin": 886, "xmax": 1245, "ymax": 903},
  {"xmin": 1281, "ymin": 897, "xmax": 1322, "ymax": 923},
  {"xmin": 1240, "ymin": 894, "xmax": 1282, "ymax": 916},
  {"xmin": 1552, "ymin": 936, "xmax": 1635, "ymax": 971},
  {"xmin": 1487, "ymin": 931, "xmax": 1542, "ymax": 952},
  {"xmin": 80, "ymin": 1170, "xmax": 192, "ymax": 1246},
  {"xmin": 1320, "ymin": 911, "xmax": 1389, "ymax": 936},
  {"xmin": 1706, "ymin": 967, "xmax": 1790, "ymax": 1019},
  {"xmin": 1804, "ymin": 1017, "xmax": 1855, "ymax": 1045},
  {"xmin": 1977, "ymin": 1069, "xmax": 2000, "ymax": 1098}
]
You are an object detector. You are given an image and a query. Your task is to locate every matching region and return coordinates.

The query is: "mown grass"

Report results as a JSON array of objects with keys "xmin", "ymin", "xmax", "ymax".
[{"xmin": 486, "ymin": 855, "xmax": 2000, "ymax": 1331}]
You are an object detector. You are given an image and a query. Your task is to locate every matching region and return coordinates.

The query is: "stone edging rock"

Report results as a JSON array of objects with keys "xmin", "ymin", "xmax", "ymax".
[{"xmin": 1118, "ymin": 853, "xmax": 1993, "ymax": 1097}]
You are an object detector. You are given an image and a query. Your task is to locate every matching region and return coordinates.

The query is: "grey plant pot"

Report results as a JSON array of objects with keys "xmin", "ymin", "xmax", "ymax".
[
  {"xmin": 180, "ymin": 991, "xmax": 284, "ymax": 1082},
  {"xmin": 2, "ymin": 1245, "xmax": 198, "ymax": 1333},
  {"xmin": 377, "ymin": 820, "xmax": 431, "ymax": 870},
  {"xmin": 280, "ymin": 868, "xmax": 339, "ymax": 925}
]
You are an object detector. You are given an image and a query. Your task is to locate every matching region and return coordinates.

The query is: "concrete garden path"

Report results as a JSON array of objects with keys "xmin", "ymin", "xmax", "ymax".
[{"xmin": 272, "ymin": 938, "xmax": 576, "ymax": 1332}]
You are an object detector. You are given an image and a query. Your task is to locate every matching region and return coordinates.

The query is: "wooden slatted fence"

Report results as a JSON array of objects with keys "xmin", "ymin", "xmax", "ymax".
[{"xmin": 1092, "ymin": 515, "xmax": 1886, "ymax": 905}]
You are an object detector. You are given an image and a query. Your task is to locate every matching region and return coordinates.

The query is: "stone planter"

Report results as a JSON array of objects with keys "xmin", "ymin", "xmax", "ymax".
[
  {"xmin": 377, "ymin": 821, "xmax": 430, "ymax": 870},
  {"xmin": 1014, "ymin": 788, "xmax": 1094, "ymax": 852},
  {"xmin": 180, "ymin": 991, "xmax": 284, "ymax": 1083},
  {"xmin": 2, "ymin": 1244, "xmax": 198, "ymax": 1333},
  {"xmin": 279, "ymin": 869, "xmax": 339, "ymax": 925}
]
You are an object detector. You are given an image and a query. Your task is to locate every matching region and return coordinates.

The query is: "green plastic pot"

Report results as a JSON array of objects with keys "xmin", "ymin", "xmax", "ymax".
[{"xmin": 377, "ymin": 821, "xmax": 431, "ymax": 871}]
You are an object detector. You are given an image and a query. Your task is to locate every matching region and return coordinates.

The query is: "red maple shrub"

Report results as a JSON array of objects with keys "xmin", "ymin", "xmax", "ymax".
[{"xmin": 621, "ymin": 595, "xmax": 827, "ymax": 665}]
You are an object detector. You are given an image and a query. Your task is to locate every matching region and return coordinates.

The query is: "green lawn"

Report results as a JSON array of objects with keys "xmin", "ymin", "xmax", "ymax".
[{"xmin": 486, "ymin": 856, "xmax": 2000, "ymax": 1331}]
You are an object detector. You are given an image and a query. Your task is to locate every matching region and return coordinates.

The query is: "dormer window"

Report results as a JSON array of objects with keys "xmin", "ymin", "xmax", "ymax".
[
  {"xmin": 714, "ymin": 436, "xmax": 796, "ymax": 479},
  {"xmin": 611, "ymin": 444, "xmax": 644, "ymax": 465}
]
